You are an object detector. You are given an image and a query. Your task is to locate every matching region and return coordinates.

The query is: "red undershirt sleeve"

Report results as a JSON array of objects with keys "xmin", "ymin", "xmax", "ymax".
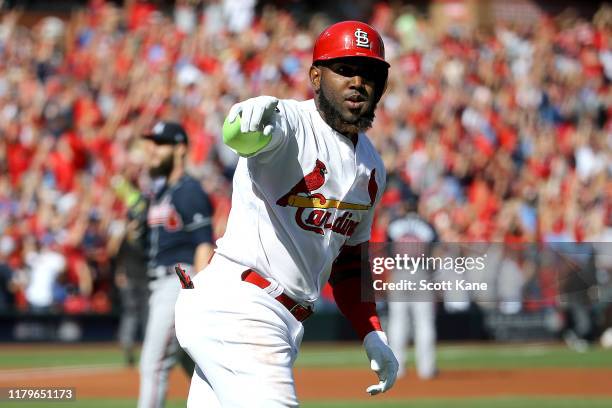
[{"xmin": 328, "ymin": 242, "xmax": 382, "ymax": 340}]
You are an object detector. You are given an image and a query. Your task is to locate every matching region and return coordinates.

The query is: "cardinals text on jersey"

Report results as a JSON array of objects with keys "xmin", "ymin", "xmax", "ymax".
[{"xmin": 276, "ymin": 159, "xmax": 379, "ymax": 236}]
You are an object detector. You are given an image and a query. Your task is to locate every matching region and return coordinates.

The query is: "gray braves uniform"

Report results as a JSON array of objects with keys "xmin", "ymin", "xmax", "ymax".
[
  {"xmin": 387, "ymin": 212, "xmax": 438, "ymax": 379},
  {"xmin": 137, "ymin": 174, "xmax": 213, "ymax": 408}
]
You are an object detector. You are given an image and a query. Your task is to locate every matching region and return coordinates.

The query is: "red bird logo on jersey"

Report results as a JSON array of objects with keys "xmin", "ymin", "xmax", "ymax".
[
  {"xmin": 276, "ymin": 159, "xmax": 376, "ymax": 237},
  {"xmin": 276, "ymin": 159, "xmax": 328, "ymax": 207},
  {"xmin": 368, "ymin": 168, "xmax": 378, "ymax": 205}
]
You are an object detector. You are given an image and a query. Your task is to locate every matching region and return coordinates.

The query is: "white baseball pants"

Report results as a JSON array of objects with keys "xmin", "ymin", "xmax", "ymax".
[
  {"xmin": 175, "ymin": 255, "xmax": 304, "ymax": 407},
  {"xmin": 388, "ymin": 301, "xmax": 437, "ymax": 379}
]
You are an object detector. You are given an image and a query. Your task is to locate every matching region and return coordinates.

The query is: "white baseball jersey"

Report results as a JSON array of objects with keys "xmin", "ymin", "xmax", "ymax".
[{"xmin": 215, "ymin": 99, "xmax": 386, "ymax": 303}]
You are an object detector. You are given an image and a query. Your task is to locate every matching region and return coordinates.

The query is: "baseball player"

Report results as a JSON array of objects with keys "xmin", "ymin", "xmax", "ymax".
[
  {"xmin": 386, "ymin": 195, "xmax": 439, "ymax": 380},
  {"xmin": 138, "ymin": 121, "xmax": 214, "ymax": 408},
  {"xmin": 175, "ymin": 21, "xmax": 398, "ymax": 407}
]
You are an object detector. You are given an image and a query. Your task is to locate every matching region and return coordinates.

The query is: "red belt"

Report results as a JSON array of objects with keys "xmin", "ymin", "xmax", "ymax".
[{"xmin": 241, "ymin": 270, "xmax": 313, "ymax": 322}]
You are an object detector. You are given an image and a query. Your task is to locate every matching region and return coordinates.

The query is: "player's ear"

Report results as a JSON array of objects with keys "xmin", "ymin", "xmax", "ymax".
[
  {"xmin": 309, "ymin": 65, "xmax": 321, "ymax": 92},
  {"xmin": 175, "ymin": 143, "xmax": 187, "ymax": 158}
]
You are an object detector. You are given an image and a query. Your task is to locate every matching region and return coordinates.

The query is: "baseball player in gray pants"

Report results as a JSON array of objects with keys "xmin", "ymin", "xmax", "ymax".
[{"xmin": 138, "ymin": 122, "xmax": 214, "ymax": 408}]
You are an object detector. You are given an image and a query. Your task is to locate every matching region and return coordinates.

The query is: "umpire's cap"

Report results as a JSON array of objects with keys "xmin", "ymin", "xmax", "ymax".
[{"xmin": 143, "ymin": 121, "xmax": 189, "ymax": 145}]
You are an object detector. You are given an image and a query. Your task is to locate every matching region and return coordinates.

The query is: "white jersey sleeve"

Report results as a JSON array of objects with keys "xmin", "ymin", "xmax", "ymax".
[{"xmin": 245, "ymin": 99, "xmax": 299, "ymax": 161}]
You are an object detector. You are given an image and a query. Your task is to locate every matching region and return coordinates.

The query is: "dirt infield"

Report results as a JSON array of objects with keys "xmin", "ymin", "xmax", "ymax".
[{"xmin": 0, "ymin": 366, "xmax": 610, "ymax": 400}]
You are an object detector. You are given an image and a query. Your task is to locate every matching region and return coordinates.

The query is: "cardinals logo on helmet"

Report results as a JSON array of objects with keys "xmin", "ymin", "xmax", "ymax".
[{"xmin": 354, "ymin": 28, "xmax": 370, "ymax": 48}]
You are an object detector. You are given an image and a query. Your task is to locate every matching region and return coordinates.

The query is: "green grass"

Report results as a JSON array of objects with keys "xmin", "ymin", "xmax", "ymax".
[
  {"xmin": 0, "ymin": 347, "xmax": 125, "ymax": 368},
  {"xmin": 295, "ymin": 343, "xmax": 612, "ymax": 369},
  {"xmin": 0, "ymin": 343, "xmax": 611, "ymax": 370},
  {"xmin": 1, "ymin": 397, "xmax": 611, "ymax": 408}
]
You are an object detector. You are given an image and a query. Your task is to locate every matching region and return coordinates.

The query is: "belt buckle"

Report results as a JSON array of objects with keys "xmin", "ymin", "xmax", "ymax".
[{"xmin": 288, "ymin": 303, "xmax": 313, "ymax": 322}]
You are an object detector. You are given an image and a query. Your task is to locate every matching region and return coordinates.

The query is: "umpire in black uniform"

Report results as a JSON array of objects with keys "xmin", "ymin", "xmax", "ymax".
[{"xmin": 138, "ymin": 121, "xmax": 214, "ymax": 408}]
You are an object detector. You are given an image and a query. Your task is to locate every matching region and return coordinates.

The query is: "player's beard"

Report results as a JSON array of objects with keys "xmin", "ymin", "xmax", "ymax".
[
  {"xmin": 318, "ymin": 83, "xmax": 376, "ymax": 136},
  {"xmin": 149, "ymin": 152, "xmax": 174, "ymax": 178}
]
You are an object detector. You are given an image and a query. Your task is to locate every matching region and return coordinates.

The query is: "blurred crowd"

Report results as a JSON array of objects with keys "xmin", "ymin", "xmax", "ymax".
[{"xmin": 0, "ymin": 0, "xmax": 610, "ymax": 314}]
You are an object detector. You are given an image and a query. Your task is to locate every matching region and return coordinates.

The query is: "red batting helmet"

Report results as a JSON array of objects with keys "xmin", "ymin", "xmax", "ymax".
[{"xmin": 313, "ymin": 21, "xmax": 389, "ymax": 67}]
